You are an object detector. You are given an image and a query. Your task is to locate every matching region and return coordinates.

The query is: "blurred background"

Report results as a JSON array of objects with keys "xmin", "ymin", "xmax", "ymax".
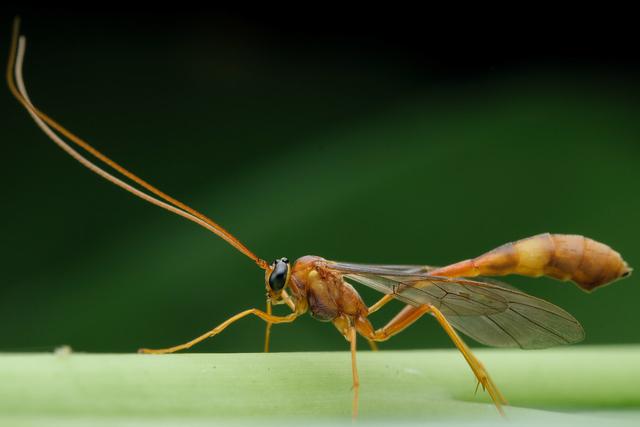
[{"xmin": 1, "ymin": 8, "xmax": 638, "ymax": 353}]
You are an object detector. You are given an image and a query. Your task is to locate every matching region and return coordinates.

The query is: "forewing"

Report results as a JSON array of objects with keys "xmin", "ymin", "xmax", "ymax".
[
  {"xmin": 328, "ymin": 261, "xmax": 437, "ymax": 276},
  {"xmin": 331, "ymin": 261, "xmax": 509, "ymax": 316},
  {"xmin": 328, "ymin": 261, "xmax": 584, "ymax": 349},
  {"xmin": 330, "ymin": 260, "xmax": 508, "ymax": 315}
]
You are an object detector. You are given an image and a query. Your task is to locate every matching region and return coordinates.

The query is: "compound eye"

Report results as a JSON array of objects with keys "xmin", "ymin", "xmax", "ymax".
[{"xmin": 268, "ymin": 260, "xmax": 289, "ymax": 291}]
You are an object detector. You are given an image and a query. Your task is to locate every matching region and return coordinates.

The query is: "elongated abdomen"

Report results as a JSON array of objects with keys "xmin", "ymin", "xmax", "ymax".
[{"xmin": 429, "ymin": 233, "xmax": 631, "ymax": 291}]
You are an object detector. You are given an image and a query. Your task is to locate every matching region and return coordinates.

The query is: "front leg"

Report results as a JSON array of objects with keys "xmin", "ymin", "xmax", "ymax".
[
  {"xmin": 264, "ymin": 289, "xmax": 297, "ymax": 353},
  {"xmin": 263, "ymin": 300, "xmax": 273, "ymax": 353},
  {"xmin": 140, "ymin": 309, "xmax": 297, "ymax": 354}
]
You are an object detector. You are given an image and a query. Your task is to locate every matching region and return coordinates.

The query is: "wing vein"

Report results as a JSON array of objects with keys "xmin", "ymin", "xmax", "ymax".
[
  {"xmin": 508, "ymin": 307, "xmax": 571, "ymax": 344},
  {"xmin": 485, "ymin": 315, "xmax": 525, "ymax": 349}
]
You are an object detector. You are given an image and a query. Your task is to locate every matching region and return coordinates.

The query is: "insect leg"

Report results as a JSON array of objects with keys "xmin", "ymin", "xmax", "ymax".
[
  {"xmin": 264, "ymin": 300, "xmax": 273, "ymax": 353},
  {"xmin": 427, "ymin": 305, "xmax": 507, "ymax": 414},
  {"xmin": 349, "ymin": 321, "xmax": 360, "ymax": 419},
  {"xmin": 263, "ymin": 290, "xmax": 297, "ymax": 353},
  {"xmin": 139, "ymin": 309, "xmax": 297, "ymax": 354},
  {"xmin": 368, "ymin": 294, "xmax": 394, "ymax": 314},
  {"xmin": 358, "ymin": 304, "xmax": 432, "ymax": 341},
  {"xmin": 364, "ymin": 294, "xmax": 395, "ymax": 350},
  {"xmin": 356, "ymin": 305, "xmax": 506, "ymax": 415},
  {"xmin": 332, "ymin": 316, "xmax": 361, "ymax": 418}
]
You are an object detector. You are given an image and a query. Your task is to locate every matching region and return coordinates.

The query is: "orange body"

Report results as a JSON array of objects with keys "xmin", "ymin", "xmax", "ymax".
[
  {"xmin": 429, "ymin": 233, "xmax": 631, "ymax": 291},
  {"xmin": 289, "ymin": 255, "xmax": 368, "ymax": 322}
]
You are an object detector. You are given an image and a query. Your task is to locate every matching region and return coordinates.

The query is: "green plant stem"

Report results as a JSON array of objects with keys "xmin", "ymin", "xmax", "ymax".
[{"xmin": 0, "ymin": 346, "xmax": 639, "ymax": 425}]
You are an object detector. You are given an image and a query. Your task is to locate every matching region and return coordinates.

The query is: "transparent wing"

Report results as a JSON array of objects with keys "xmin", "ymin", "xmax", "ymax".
[
  {"xmin": 327, "ymin": 260, "xmax": 585, "ymax": 349},
  {"xmin": 445, "ymin": 278, "xmax": 585, "ymax": 349},
  {"xmin": 329, "ymin": 261, "xmax": 509, "ymax": 316},
  {"xmin": 344, "ymin": 272, "xmax": 510, "ymax": 316},
  {"xmin": 328, "ymin": 261, "xmax": 438, "ymax": 276}
]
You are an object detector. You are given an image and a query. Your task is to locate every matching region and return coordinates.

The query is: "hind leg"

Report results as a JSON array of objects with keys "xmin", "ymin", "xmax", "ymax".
[{"xmin": 356, "ymin": 305, "xmax": 506, "ymax": 414}]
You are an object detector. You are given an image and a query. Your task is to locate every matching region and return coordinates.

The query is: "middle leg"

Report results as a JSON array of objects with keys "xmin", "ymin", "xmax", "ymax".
[
  {"xmin": 348, "ymin": 322, "xmax": 360, "ymax": 419},
  {"xmin": 332, "ymin": 316, "xmax": 361, "ymax": 419}
]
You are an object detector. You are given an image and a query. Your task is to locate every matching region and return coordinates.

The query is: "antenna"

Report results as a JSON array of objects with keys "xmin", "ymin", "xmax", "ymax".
[{"xmin": 7, "ymin": 18, "xmax": 268, "ymax": 270}]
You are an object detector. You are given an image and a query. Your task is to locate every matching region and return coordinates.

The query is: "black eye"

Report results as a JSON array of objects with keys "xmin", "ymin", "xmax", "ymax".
[
  {"xmin": 268, "ymin": 260, "xmax": 289, "ymax": 291},
  {"xmin": 281, "ymin": 257, "xmax": 289, "ymax": 264}
]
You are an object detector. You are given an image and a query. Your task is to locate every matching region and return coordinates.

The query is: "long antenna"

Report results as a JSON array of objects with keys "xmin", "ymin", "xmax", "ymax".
[{"xmin": 7, "ymin": 18, "xmax": 268, "ymax": 270}]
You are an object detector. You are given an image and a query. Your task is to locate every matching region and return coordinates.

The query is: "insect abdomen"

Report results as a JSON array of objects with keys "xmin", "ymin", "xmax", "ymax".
[
  {"xmin": 542, "ymin": 234, "xmax": 630, "ymax": 290},
  {"xmin": 429, "ymin": 233, "xmax": 631, "ymax": 291}
]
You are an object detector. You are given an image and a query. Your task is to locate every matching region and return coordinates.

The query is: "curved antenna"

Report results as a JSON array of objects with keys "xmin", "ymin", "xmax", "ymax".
[{"xmin": 7, "ymin": 18, "xmax": 268, "ymax": 270}]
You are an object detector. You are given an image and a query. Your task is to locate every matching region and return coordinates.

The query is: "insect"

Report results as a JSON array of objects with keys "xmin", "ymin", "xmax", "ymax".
[{"xmin": 7, "ymin": 19, "xmax": 632, "ymax": 417}]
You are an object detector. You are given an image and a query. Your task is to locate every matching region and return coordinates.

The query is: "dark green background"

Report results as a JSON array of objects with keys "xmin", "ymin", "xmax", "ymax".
[{"xmin": 2, "ymin": 12, "xmax": 638, "ymax": 353}]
